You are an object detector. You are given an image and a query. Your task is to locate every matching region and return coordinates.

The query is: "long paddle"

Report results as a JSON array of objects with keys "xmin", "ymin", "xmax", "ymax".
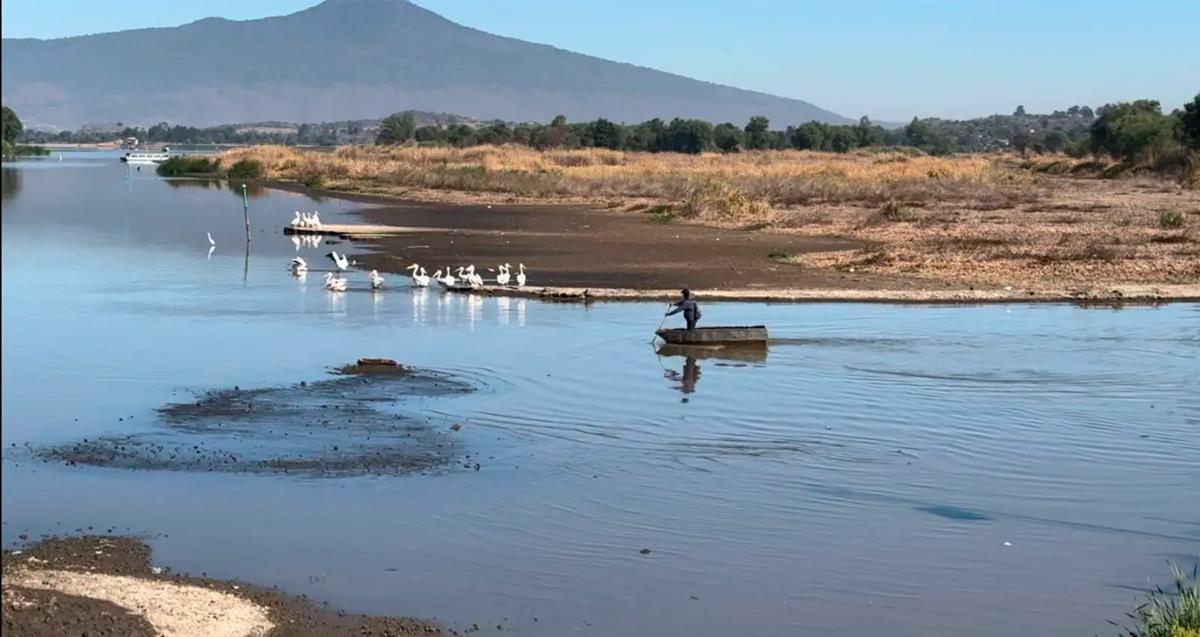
[{"xmin": 650, "ymin": 303, "xmax": 672, "ymax": 343}]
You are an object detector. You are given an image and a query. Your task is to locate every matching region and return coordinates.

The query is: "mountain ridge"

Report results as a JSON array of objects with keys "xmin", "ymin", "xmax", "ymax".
[{"xmin": 1, "ymin": 0, "xmax": 849, "ymax": 128}]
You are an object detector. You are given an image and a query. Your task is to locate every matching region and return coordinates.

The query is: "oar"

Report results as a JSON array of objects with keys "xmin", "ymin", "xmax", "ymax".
[{"xmin": 650, "ymin": 304, "xmax": 671, "ymax": 343}]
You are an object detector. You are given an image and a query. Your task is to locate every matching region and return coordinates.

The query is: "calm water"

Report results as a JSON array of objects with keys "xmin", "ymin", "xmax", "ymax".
[{"xmin": 3, "ymin": 154, "xmax": 1198, "ymax": 636}]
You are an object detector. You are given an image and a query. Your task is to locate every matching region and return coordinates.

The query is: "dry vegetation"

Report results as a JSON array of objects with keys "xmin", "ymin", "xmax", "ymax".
[{"xmin": 223, "ymin": 145, "xmax": 1200, "ymax": 288}]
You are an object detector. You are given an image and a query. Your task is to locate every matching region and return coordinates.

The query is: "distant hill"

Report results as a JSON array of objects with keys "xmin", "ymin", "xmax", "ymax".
[{"xmin": 1, "ymin": 0, "xmax": 849, "ymax": 128}]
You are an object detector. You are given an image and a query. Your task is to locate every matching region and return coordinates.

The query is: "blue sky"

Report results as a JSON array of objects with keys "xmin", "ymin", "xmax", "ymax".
[{"xmin": 2, "ymin": 0, "xmax": 1195, "ymax": 121}]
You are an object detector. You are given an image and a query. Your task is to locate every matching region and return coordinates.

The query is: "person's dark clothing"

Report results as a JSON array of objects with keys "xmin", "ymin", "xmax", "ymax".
[{"xmin": 666, "ymin": 299, "xmax": 701, "ymax": 330}]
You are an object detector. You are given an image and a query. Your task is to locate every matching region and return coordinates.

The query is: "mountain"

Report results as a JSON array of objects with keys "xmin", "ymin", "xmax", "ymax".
[{"xmin": 1, "ymin": 0, "xmax": 848, "ymax": 128}]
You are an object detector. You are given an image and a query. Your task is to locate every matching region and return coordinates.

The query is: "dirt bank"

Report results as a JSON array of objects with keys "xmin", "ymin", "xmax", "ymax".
[
  {"xmin": 236, "ymin": 146, "xmax": 1199, "ymax": 300},
  {"xmin": 2, "ymin": 536, "xmax": 448, "ymax": 637},
  {"xmin": 265, "ymin": 175, "xmax": 1199, "ymax": 302}
]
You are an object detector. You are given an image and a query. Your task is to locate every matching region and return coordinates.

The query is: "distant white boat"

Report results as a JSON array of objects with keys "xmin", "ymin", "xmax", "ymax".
[{"xmin": 120, "ymin": 148, "xmax": 172, "ymax": 164}]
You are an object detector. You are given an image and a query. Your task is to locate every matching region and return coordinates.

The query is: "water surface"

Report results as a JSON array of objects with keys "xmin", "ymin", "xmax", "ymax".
[{"xmin": 3, "ymin": 154, "xmax": 1198, "ymax": 637}]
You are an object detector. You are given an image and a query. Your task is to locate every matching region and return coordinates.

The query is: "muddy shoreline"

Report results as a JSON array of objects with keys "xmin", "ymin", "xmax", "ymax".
[
  {"xmin": 2, "ymin": 536, "xmax": 450, "ymax": 636},
  {"xmin": 263, "ymin": 179, "xmax": 1200, "ymax": 303}
]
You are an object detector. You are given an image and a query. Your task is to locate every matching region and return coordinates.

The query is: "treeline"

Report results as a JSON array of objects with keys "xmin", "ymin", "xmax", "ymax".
[
  {"xmin": 375, "ymin": 95, "xmax": 1200, "ymax": 163},
  {"xmin": 2, "ymin": 105, "xmax": 48, "ymax": 159},
  {"xmin": 23, "ymin": 121, "xmax": 372, "ymax": 146},
  {"xmin": 21, "ymin": 112, "xmax": 478, "ymax": 147}
]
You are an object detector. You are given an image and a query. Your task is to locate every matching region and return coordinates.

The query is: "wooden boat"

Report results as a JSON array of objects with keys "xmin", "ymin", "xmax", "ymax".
[{"xmin": 655, "ymin": 325, "xmax": 768, "ymax": 345}]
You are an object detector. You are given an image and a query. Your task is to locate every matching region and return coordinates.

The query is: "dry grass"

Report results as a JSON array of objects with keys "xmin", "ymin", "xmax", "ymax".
[
  {"xmin": 223, "ymin": 145, "xmax": 1200, "ymax": 288},
  {"xmin": 221, "ymin": 144, "xmax": 1036, "ymax": 209}
]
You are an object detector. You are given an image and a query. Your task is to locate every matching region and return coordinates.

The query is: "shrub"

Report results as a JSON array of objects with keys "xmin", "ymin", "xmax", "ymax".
[
  {"xmin": 156, "ymin": 156, "xmax": 219, "ymax": 177},
  {"xmin": 679, "ymin": 179, "xmax": 770, "ymax": 221},
  {"xmin": 1117, "ymin": 563, "xmax": 1199, "ymax": 637},
  {"xmin": 301, "ymin": 172, "xmax": 326, "ymax": 189},
  {"xmin": 880, "ymin": 199, "xmax": 911, "ymax": 221},
  {"xmin": 644, "ymin": 204, "xmax": 676, "ymax": 223},
  {"xmin": 1158, "ymin": 209, "xmax": 1186, "ymax": 229},
  {"xmin": 226, "ymin": 158, "xmax": 264, "ymax": 180}
]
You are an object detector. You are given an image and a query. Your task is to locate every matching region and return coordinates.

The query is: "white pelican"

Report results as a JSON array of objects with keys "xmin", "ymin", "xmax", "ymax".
[
  {"xmin": 290, "ymin": 256, "xmax": 308, "ymax": 274},
  {"xmin": 496, "ymin": 263, "xmax": 511, "ymax": 286},
  {"xmin": 291, "ymin": 211, "xmax": 303, "ymax": 228},
  {"xmin": 516, "ymin": 263, "xmax": 527, "ymax": 288},
  {"xmin": 437, "ymin": 268, "xmax": 458, "ymax": 288},
  {"xmin": 311, "ymin": 211, "xmax": 322, "ymax": 229},
  {"xmin": 206, "ymin": 232, "xmax": 215, "ymax": 246},
  {"xmin": 369, "ymin": 270, "xmax": 385, "ymax": 290},
  {"xmin": 326, "ymin": 251, "xmax": 349, "ymax": 271},
  {"xmin": 407, "ymin": 264, "xmax": 431, "ymax": 287},
  {"xmin": 324, "ymin": 272, "xmax": 347, "ymax": 292}
]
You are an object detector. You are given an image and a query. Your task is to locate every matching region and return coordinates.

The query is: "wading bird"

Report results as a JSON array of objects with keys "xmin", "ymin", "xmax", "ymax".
[{"xmin": 369, "ymin": 270, "xmax": 385, "ymax": 290}]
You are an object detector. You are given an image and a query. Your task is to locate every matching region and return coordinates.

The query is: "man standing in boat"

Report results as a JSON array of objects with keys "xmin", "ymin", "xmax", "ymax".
[{"xmin": 665, "ymin": 289, "xmax": 701, "ymax": 330}]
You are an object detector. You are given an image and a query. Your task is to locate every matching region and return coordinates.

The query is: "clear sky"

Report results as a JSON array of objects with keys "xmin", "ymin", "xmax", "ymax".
[{"xmin": 2, "ymin": 0, "xmax": 1195, "ymax": 121}]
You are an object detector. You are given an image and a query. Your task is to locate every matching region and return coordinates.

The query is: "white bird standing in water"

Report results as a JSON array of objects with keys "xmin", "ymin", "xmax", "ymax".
[
  {"xmin": 291, "ymin": 211, "xmax": 303, "ymax": 228},
  {"xmin": 290, "ymin": 256, "xmax": 308, "ymax": 274},
  {"xmin": 310, "ymin": 211, "xmax": 322, "ymax": 229},
  {"xmin": 326, "ymin": 251, "xmax": 349, "ymax": 271},
  {"xmin": 206, "ymin": 232, "xmax": 215, "ymax": 247},
  {"xmin": 516, "ymin": 263, "xmax": 527, "ymax": 288},
  {"xmin": 407, "ymin": 264, "xmax": 431, "ymax": 287},
  {"xmin": 369, "ymin": 270, "xmax": 385, "ymax": 290},
  {"xmin": 496, "ymin": 263, "xmax": 511, "ymax": 286},
  {"xmin": 436, "ymin": 268, "xmax": 457, "ymax": 288}
]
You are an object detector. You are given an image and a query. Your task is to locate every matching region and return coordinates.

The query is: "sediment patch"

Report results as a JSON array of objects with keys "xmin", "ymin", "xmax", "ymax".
[{"xmin": 38, "ymin": 366, "xmax": 474, "ymax": 476}]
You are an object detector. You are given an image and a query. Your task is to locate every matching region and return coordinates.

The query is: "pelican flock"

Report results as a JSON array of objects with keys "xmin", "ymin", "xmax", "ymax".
[
  {"xmin": 284, "ymin": 251, "xmax": 530, "ymax": 294},
  {"xmin": 291, "ymin": 210, "xmax": 323, "ymax": 230}
]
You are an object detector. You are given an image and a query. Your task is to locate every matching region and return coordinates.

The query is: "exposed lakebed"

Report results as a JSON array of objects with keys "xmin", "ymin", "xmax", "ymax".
[
  {"xmin": 2, "ymin": 154, "xmax": 1197, "ymax": 637},
  {"xmin": 37, "ymin": 364, "xmax": 473, "ymax": 476}
]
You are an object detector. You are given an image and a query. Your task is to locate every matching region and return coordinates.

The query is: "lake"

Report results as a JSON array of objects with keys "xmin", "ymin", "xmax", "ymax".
[{"xmin": 2, "ymin": 153, "xmax": 1197, "ymax": 636}]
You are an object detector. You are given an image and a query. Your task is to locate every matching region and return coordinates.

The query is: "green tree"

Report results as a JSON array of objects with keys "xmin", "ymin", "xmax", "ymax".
[
  {"xmin": 1013, "ymin": 105, "xmax": 1027, "ymax": 117},
  {"xmin": 744, "ymin": 115, "xmax": 771, "ymax": 150},
  {"xmin": 1012, "ymin": 128, "xmax": 1031, "ymax": 156},
  {"xmin": 905, "ymin": 117, "xmax": 931, "ymax": 147},
  {"xmin": 713, "ymin": 122, "xmax": 743, "ymax": 152},
  {"xmin": 1180, "ymin": 93, "xmax": 1200, "ymax": 150},
  {"xmin": 376, "ymin": 111, "xmax": 416, "ymax": 145},
  {"xmin": 588, "ymin": 118, "xmax": 622, "ymax": 149},
  {"xmin": 828, "ymin": 127, "xmax": 856, "ymax": 152},
  {"xmin": 1043, "ymin": 129, "xmax": 1068, "ymax": 153},
  {"xmin": 854, "ymin": 115, "xmax": 885, "ymax": 147},
  {"xmin": 1079, "ymin": 105, "xmax": 1094, "ymax": 118},
  {"xmin": 789, "ymin": 121, "xmax": 826, "ymax": 150},
  {"xmin": 663, "ymin": 118, "xmax": 713, "ymax": 154},
  {"xmin": 2, "ymin": 106, "xmax": 24, "ymax": 145},
  {"xmin": 1090, "ymin": 100, "xmax": 1175, "ymax": 162}
]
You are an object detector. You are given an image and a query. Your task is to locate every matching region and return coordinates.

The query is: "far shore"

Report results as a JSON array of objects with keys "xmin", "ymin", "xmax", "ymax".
[{"xmin": 255, "ymin": 164, "xmax": 1200, "ymax": 303}]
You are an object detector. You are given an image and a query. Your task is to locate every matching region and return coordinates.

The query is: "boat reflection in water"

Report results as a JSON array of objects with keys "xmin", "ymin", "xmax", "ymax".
[{"xmin": 654, "ymin": 342, "xmax": 768, "ymax": 396}]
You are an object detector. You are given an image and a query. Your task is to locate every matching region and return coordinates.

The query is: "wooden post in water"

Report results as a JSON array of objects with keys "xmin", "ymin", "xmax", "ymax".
[{"xmin": 241, "ymin": 183, "xmax": 251, "ymax": 242}]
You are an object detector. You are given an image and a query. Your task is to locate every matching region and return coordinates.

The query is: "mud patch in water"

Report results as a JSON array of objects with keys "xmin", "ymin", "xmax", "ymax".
[{"xmin": 38, "ymin": 367, "xmax": 474, "ymax": 476}]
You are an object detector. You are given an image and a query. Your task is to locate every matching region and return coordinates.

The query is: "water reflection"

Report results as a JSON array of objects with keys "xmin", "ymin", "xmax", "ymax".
[
  {"xmin": 1, "ymin": 167, "xmax": 20, "ymax": 201},
  {"xmin": 163, "ymin": 178, "xmax": 271, "ymax": 199},
  {"xmin": 662, "ymin": 356, "xmax": 702, "ymax": 395}
]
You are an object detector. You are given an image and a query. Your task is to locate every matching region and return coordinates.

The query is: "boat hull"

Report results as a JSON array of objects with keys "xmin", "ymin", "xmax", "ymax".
[{"xmin": 655, "ymin": 326, "xmax": 768, "ymax": 345}]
